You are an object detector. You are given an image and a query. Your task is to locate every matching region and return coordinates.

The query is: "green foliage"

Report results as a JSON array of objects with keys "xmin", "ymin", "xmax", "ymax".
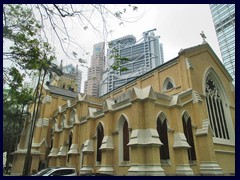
[
  {"xmin": 3, "ymin": 86, "xmax": 33, "ymax": 159},
  {"xmin": 3, "ymin": 4, "xmax": 57, "ymax": 83},
  {"xmin": 8, "ymin": 67, "xmax": 24, "ymax": 90},
  {"xmin": 3, "ymin": 5, "xmax": 59, "ymax": 163},
  {"xmin": 109, "ymin": 44, "xmax": 129, "ymax": 72}
]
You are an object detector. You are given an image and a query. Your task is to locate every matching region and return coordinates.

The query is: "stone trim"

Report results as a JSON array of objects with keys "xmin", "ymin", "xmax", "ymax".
[
  {"xmin": 100, "ymin": 136, "xmax": 114, "ymax": 150},
  {"xmin": 199, "ymin": 161, "xmax": 223, "ymax": 175},
  {"xmin": 128, "ymin": 164, "xmax": 165, "ymax": 176},
  {"xmin": 80, "ymin": 166, "xmax": 93, "ymax": 174},
  {"xmin": 32, "ymin": 138, "xmax": 48, "ymax": 148},
  {"xmin": 175, "ymin": 164, "xmax": 194, "ymax": 175},
  {"xmin": 97, "ymin": 165, "xmax": 114, "ymax": 175},
  {"xmin": 196, "ymin": 119, "xmax": 211, "ymax": 136},
  {"xmin": 48, "ymin": 148, "xmax": 58, "ymax": 157},
  {"xmin": 82, "ymin": 140, "xmax": 94, "ymax": 153},
  {"xmin": 57, "ymin": 146, "xmax": 67, "ymax": 156},
  {"xmin": 67, "ymin": 144, "xmax": 79, "ymax": 154},
  {"xmin": 128, "ymin": 129, "xmax": 162, "ymax": 146},
  {"xmin": 173, "ymin": 132, "xmax": 190, "ymax": 148}
]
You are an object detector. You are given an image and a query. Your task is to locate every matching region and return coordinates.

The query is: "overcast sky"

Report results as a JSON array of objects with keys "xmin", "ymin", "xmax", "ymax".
[
  {"xmin": 5, "ymin": 4, "xmax": 222, "ymax": 92},
  {"xmin": 64, "ymin": 4, "xmax": 221, "ymax": 92}
]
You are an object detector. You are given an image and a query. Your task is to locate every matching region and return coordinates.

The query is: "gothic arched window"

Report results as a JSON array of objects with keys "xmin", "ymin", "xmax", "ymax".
[
  {"xmin": 162, "ymin": 77, "xmax": 175, "ymax": 92},
  {"xmin": 182, "ymin": 112, "xmax": 196, "ymax": 162},
  {"xmin": 117, "ymin": 115, "xmax": 130, "ymax": 164},
  {"xmin": 67, "ymin": 132, "xmax": 73, "ymax": 163},
  {"xmin": 157, "ymin": 113, "xmax": 170, "ymax": 161},
  {"xmin": 123, "ymin": 120, "xmax": 129, "ymax": 161},
  {"xmin": 96, "ymin": 123, "xmax": 104, "ymax": 162},
  {"xmin": 205, "ymin": 73, "xmax": 229, "ymax": 140}
]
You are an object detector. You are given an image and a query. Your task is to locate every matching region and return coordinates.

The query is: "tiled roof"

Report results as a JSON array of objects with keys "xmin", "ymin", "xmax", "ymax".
[{"xmin": 46, "ymin": 84, "xmax": 78, "ymax": 98}]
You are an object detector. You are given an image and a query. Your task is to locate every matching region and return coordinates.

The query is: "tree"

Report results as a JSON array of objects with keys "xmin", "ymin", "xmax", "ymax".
[
  {"xmin": 3, "ymin": 4, "xmax": 63, "ymax": 175},
  {"xmin": 3, "ymin": 4, "xmax": 57, "ymax": 87},
  {"xmin": 3, "ymin": 4, "xmax": 141, "ymax": 85},
  {"xmin": 3, "ymin": 87, "xmax": 33, "ymax": 174},
  {"xmin": 30, "ymin": 4, "xmax": 139, "ymax": 60}
]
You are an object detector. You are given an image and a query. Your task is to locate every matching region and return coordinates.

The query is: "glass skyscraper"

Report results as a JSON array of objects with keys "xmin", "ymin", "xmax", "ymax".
[
  {"xmin": 209, "ymin": 4, "xmax": 235, "ymax": 84},
  {"xmin": 100, "ymin": 29, "xmax": 164, "ymax": 96}
]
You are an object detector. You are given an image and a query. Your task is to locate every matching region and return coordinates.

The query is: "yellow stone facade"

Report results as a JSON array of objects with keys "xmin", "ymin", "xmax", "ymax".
[{"xmin": 11, "ymin": 43, "xmax": 235, "ymax": 176}]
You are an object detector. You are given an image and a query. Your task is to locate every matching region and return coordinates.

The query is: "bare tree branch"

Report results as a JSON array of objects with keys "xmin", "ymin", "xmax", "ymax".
[
  {"xmin": 34, "ymin": 4, "xmax": 49, "ymax": 43},
  {"xmin": 40, "ymin": 4, "xmax": 69, "ymax": 58}
]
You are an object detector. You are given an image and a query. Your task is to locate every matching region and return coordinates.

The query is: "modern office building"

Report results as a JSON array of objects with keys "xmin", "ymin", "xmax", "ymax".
[
  {"xmin": 100, "ymin": 29, "xmax": 164, "ymax": 96},
  {"xmin": 209, "ymin": 4, "xmax": 235, "ymax": 84},
  {"xmin": 11, "ymin": 42, "xmax": 235, "ymax": 176},
  {"xmin": 84, "ymin": 42, "xmax": 105, "ymax": 97}
]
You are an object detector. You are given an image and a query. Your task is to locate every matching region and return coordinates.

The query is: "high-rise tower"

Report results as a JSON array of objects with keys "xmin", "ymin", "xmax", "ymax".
[
  {"xmin": 84, "ymin": 42, "xmax": 105, "ymax": 97},
  {"xmin": 209, "ymin": 4, "xmax": 235, "ymax": 84},
  {"xmin": 100, "ymin": 29, "xmax": 164, "ymax": 96}
]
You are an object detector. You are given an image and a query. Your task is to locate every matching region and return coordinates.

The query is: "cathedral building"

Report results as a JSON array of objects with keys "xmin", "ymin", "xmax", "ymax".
[{"xmin": 11, "ymin": 42, "xmax": 235, "ymax": 176}]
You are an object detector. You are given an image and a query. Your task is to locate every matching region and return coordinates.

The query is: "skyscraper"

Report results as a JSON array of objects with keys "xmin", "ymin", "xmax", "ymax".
[
  {"xmin": 209, "ymin": 4, "xmax": 235, "ymax": 84},
  {"xmin": 84, "ymin": 42, "xmax": 105, "ymax": 97},
  {"xmin": 100, "ymin": 29, "xmax": 164, "ymax": 96}
]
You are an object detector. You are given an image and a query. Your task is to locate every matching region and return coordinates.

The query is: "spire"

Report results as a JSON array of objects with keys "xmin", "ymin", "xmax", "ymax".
[{"xmin": 200, "ymin": 31, "xmax": 207, "ymax": 44}]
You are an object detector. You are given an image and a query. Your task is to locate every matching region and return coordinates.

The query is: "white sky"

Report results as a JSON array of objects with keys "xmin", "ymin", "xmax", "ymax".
[
  {"xmin": 4, "ymin": 4, "xmax": 222, "ymax": 93},
  {"xmin": 64, "ymin": 4, "xmax": 221, "ymax": 93}
]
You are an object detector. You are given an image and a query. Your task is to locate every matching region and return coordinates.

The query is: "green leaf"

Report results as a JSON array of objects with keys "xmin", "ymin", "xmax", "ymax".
[{"xmin": 120, "ymin": 67, "xmax": 128, "ymax": 72}]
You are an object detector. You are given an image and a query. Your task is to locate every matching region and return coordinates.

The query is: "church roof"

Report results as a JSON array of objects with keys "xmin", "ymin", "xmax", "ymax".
[{"xmin": 45, "ymin": 84, "xmax": 78, "ymax": 98}]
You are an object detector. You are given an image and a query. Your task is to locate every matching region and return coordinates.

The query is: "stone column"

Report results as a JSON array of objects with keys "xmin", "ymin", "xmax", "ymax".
[
  {"xmin": 98, "ymin": 136, "xmax": 114, "ymax": 175},
  {"xmin": 173, "ymin": 132, "xmax": 194, "ymax": 175},
  {"xmin": 80, "ymin": 140, "xmax": 94, "ymax": 174},
  {"xmin": 193, "ymin": 93, "xmax": 223, "ymax": 175},
  {"xmin": 127, "ymin": 129, "xmax": 165, "ymax": 176},
  {"xmin": 196, "ymin": 119, "xmax": 223, "ymax": 175}
]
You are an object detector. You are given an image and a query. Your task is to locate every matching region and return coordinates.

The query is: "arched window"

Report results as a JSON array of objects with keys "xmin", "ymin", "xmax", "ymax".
[
  {"xmin": 182, "ymin": 112, "xmax": 196, "ymax": 162},
  {"xmin": 205, "ymin": 73, "xmax": 229, "ymax": 139},
  {"xmin": 97, "ymin": 123, "xmax": 104, "ymax": 162},
  {"xmin": 162, "ymin": 77, "xmax": 175, "ymax": 92},
  {"xmin": 166, "ymin": 81, "xmax": 174, "ymax": 90},
  {"xmin": 67, "ymin": 132, "xmax": 73, "ymax": 163},
  {"xmin": 50, "ymin": 138, "xmax": 53, "ymax": 150},
  {"xmin": 117, "ymin": 115, "xmax": 130, "ymax": 163},
  {"xmin": 123, "ymin": 120, "xmax": 129, "ymax": 161},
  {"xmin": 157, "ymin": 113, "xmax": 170, "ymax": 161}
]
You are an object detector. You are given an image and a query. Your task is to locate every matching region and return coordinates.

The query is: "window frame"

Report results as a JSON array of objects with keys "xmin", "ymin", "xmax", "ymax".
[
  {"xmin": 162, "ymin": 77, "xmax": 175, "ymax": 92},
  {"xmin": 157, "ymin": 113, "xmax": 171, "ymax": 165},
  {"xmin": 203, "ymin": 69, "xmax": 235, "ymax": 146},
  {"xmin": 182, "ymin": 112, "xmax": 197, "ymax": 164}
]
